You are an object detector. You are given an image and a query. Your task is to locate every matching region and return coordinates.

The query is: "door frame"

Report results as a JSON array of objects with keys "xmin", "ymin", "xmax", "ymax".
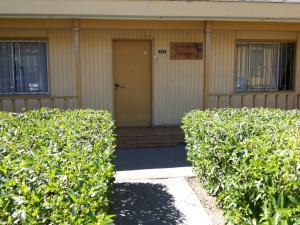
[{"xmin": 112, "ymin": 38, "xmax": 154, "ymax": 127}]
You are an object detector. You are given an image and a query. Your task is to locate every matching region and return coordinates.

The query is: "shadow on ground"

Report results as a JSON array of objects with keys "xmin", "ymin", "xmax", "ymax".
[
  {"xmin": 112, "ymin": 182, "xmax": 185, "ymax": 225},
  {"xmin": 116, "ymin": 145, "xmax": 190, "ymax": 171}
]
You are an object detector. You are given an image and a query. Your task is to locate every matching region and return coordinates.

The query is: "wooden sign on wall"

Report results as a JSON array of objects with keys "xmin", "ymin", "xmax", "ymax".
[{"xmin": 170, "ymin": 42, "xmax": 203, "ymax": 60}]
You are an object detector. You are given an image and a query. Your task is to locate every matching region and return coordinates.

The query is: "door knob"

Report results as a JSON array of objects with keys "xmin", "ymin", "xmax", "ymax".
[{"xmin": 115, "ymin": 83, "xmax": 125, "ymax": 90}]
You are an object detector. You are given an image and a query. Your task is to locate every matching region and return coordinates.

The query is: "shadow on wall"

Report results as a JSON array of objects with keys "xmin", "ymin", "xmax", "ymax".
[{"xmin": 112, "ymin": 182, "xmax": 185, "ymax": 225}]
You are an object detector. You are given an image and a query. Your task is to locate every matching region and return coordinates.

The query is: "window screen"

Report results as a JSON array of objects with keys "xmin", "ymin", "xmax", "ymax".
[
  {"xmin": 0, "ymin": 40, "xmax": 48, "ymax": 94},
  {"xmin": 235, "ymin": 42, "xmax": 295, "ymax": 92}
]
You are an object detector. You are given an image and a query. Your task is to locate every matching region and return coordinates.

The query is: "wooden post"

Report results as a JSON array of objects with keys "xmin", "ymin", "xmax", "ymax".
[
  {"xmin": 204, "ymin": 21, "xmax": 212, "ymax": 110},
  {"xmin": 275, "ymin": 94, "xmax": 279, "ymax": 109},
  {"xmin": 64, "ymin": 97, "xmax": 68, "ymax": 110},
  {"xmin": 51, "ymin": 97, "xmax": 55, "ymax": 108},
  {"xmin": 264, "ymin": 94, "xmax": 267, "ymax": 108},
  {"xmin": 24, "ymin": 98, "xmax": 28, "ymax": 111},
  {"xmin": 73, "ymin": 19, "xmax": 82, "ymax": 108},
  {"xmin": 241, "ymin": 95, "xmax": 244, "ymax": 107},
  {"xmin": 38, "ymin": 98, "xmax": 41, "ymax": 108},
  {"xmin": 11, "ymin": 99, "xmax": 16, "ymax": 112}
]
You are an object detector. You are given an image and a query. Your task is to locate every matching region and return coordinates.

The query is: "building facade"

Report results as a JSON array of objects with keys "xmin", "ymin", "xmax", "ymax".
[{"xmin": 0, "ymin": 1, "xmax": 300, "ymax": 126}]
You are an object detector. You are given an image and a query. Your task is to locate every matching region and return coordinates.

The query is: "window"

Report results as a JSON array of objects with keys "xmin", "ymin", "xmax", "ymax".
[
  {"xmin": 235, "ymin": 42, "xmax": 295, "ymax": 92},
  {"xmin": 0, "ymin": 40, "xmax": 48, "ymax": 94}
]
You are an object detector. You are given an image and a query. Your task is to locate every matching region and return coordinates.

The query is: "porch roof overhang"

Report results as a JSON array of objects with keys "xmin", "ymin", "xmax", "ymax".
[{"xmin": 1, "ymin": 0, "xmax": 300, "ymax": 22}]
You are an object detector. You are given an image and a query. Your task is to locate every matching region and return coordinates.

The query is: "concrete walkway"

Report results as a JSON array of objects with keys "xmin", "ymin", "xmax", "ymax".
[{"xmin": 112, "ymin": 145, "xmax": 212, "ymax": 225}]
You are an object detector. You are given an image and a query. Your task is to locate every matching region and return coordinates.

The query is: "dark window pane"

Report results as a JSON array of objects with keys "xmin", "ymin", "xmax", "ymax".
[
  {"xmin": 14, "ymin": 42, "xmax": 48, "ymax": 93},
  {"xmin": 278, "ymin": 43, "xmax": 295, "ymax": 91},
  {"xmin": 0, "ymin": 42, "xmax": 13, "ymax": 93}
]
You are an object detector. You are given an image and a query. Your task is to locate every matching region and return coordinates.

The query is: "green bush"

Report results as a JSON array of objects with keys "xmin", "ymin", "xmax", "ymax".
[
  {"xmin": 182, "ymin": 108, "xmax": 300, "ymax": 225},
  {"xmin": 0, "ymin": 108, "xmax": 115, "ymax": 225}
]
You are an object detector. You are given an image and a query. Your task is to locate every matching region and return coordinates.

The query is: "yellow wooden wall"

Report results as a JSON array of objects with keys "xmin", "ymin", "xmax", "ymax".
[
  {"xmin": 80, "ymin": 29, "xmax": 204, "ymax": 125},
  {"xmin": 48, "ymin": 29, "xmax": 76, "ymax": 97},
  {"xmin": 208, "ymin": 31, "xmax": 236, "ymax": 95}
]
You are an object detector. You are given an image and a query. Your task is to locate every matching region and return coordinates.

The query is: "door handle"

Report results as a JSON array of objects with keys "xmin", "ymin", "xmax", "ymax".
[{"xmin": 115, "ymin": 83, "xmax": 125, "ymax": 90}]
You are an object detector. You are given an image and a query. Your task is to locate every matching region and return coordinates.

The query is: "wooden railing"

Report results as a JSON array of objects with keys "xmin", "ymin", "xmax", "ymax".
[
  {"xmin": 0, "ymin": 95, "xmax": 79, "ymax": 112},
  {"xmin": 207, "ymin": 92, "xmax": 300, "ymax": 110}
]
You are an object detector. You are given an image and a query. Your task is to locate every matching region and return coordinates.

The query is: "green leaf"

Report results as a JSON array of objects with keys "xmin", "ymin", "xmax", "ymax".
[
  {"xmin": 277, "ymin": 191, "xmax": 284, "ymax": 209},
  {"xmin": 12, "ymin": 196, "xmax": 25, "ymax": 205},
  {"xmin": 68, "ymin": 192, "xmax": 78, "ymax": 204},
  {"xmin": 287, "ymin": 195, "xmax": 300, "ymax": 205}
]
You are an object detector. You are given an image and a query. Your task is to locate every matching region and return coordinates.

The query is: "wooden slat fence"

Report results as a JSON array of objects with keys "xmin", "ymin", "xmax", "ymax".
[
  {"xmin": 0, "ymin": 96, "xmax": 79, "ymax": 112},
  {"xmin": 207, "ymin": 92, "xmax": 300, "ymax": 110}
]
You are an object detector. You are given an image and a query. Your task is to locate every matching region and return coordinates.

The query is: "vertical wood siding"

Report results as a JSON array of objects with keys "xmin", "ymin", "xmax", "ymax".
[
  {"xmin": 208, "ymin": 31, "xmax": 236, "ymax": 95},
  {"xmin": 80, "ymin": 29, "xmax": 204, "ymax": 125},
  {"xmin": 48, "ymin": 29, "xmax": 76, "ymax": 97},
  {"xmin": 80, "ymin": 30, "xmax": 113, "ymax": 112}
]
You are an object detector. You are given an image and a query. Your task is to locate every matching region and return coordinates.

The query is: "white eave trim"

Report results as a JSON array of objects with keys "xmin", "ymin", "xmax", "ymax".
[{"xmin": 1, "ymin": 0, "xmax": 300, "ymax": 22}]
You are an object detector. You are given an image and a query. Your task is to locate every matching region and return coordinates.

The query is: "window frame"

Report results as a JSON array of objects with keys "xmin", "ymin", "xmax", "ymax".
[
  {"xmin": 0, "ymin": 39, "xmax": 49, "ymax": 96},
  {"xmin": 234, "ymin": 40, "xmax": 297, "ymax": 93}
]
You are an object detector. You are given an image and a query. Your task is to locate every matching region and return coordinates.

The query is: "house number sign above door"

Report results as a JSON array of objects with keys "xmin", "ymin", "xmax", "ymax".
[{"xmin": 170, "ymin": 42, "xmax": 203, "ymax": 60}]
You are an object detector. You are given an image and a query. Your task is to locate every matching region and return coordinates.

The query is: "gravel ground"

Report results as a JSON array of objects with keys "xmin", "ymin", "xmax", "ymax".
[{"xmin": 186, "ymin": 177, "xmax": 225, "ymax": 225}]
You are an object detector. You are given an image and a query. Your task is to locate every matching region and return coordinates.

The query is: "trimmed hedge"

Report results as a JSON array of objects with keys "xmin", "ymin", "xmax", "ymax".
[
  {"xmin": 0, "ymin": 109, "xmax": 115, "ymax": 225},
  {"xmin": 182, "ymin": 108, "xmax": 300, "ymax": 225}
]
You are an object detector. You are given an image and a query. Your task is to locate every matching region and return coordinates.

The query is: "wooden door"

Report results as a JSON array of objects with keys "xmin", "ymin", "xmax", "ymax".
[{"xmin": 114, "ymin": 40, "xmax": 152, "ymax": 127}]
